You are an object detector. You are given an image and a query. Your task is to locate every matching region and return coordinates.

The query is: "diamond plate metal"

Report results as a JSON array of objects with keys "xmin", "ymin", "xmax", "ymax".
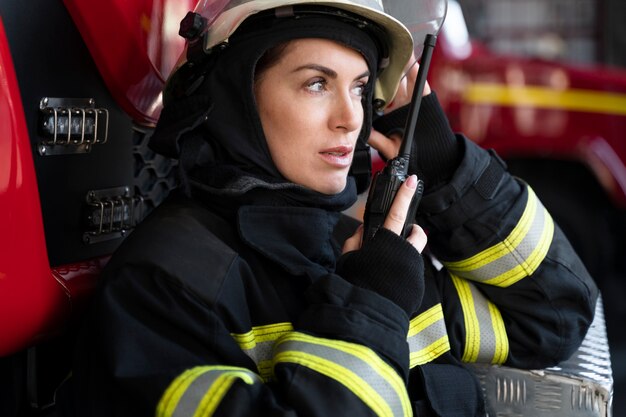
[{"xmin": 468, "ymin": 297, "xmax": 613, "ymax": 417}]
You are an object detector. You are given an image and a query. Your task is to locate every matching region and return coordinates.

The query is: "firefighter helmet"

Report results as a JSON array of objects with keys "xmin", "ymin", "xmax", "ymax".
[{"xmin": 170, "ymin": 0, "xmax": 447, "ymax": 108}]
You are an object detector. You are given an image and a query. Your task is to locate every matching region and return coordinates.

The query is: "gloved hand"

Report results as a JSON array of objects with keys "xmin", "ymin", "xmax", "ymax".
[
  {"xmin": 337, "ymin": 176, "xmax": 427, "ymax": 316},
  {"xmin": 336, "ymin": 227, "xmax": 425, "ymax": 315},
  {"xmin": 367, "ymin": 53, "xmax": 461, "ymax": 190},
  {"xmin": 371, "ymin": 92, "xmax": 462, "ymax": 190}
]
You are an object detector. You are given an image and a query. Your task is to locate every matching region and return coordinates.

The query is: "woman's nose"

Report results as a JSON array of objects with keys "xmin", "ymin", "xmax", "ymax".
[{"xmin": 330, "ymin": 92, "xmax": 362, "ymax": 133}]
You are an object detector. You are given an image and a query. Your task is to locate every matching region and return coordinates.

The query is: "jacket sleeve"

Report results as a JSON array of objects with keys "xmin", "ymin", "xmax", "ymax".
[
  {"xmin": 60, "ymin": 255, "xmax": 414, "ymax": 417},
  {"xmin": 418, "ymin": 136, "xmax": 599, "ymax": 369}
]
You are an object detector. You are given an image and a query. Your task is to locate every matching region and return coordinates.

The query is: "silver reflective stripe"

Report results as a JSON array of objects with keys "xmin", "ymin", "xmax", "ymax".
[
  {"xmin": 273, "ymin": 332, "xmax": 411, "ymax": 417},
  {"xmin": 239, "ymin": 339, "xmax": 275, "ymax": 380},
  {"xmin": 170, "ymin": 370, "xmax": 225, "ymax": 417},
  {"xmin": 243, "ymin": 340, "xmax": 274, "ymax": 364},
  {"xmin": 158, "ymin": 366, "xmax": 260, "ymax": 417},
  {"xmin": 231, "ymin": 322, "xmax": 293, "ymax": 381},
  {"xmin": 443, "ymin": 187, "xmax": 554, "ymax": 287},
  {"xmin": 451, "ymin": 275, "xmax": 509, "ymax": 364},
  {"xmin": 407, "ymin": 304, "xmax": 450, "ymax": 367}
]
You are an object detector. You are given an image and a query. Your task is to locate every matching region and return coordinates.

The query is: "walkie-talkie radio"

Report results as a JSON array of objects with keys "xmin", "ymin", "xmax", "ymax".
[{"xmin": 362, "ymin": 34, "xmax": 437, "ymax": 242}]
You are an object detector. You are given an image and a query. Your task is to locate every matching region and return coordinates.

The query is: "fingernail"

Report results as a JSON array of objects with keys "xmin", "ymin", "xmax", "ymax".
[{"xmin": 406, "ymin": 175, "xmax": 417, "ymax": 189}]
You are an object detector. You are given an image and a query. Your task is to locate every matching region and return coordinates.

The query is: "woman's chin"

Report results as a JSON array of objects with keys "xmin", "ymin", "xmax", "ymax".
[{"xmin": 313, "ymin": 178, "xmax": 348, "ymax": 195}]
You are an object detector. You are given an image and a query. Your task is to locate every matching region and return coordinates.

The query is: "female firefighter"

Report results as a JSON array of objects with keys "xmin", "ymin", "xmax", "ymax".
[{"xmin": 57, "ymin": 0, "xmax": 598, "ymax": 415}]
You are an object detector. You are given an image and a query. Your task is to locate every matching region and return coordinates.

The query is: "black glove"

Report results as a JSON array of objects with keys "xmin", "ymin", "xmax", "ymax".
[
  {"xmin": 336, "ymin": 228, "xmax": 424, "ymax": 315},
  {"xmin": 372, "ymin": 92, "xmax": 461, "ymax": 190}
]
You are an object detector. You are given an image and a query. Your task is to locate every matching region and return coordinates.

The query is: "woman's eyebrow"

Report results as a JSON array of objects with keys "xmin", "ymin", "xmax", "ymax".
[
  {"xmin": 293, "ymin": 64, "xmax": 370, "ymax": 80},
  {"xmin": 355, "ymin": 70, "xmax": 371, "ymax": 80},
  {"xmin": 293, "ymin": 64, "xmax": 337, "ymax": 77}
]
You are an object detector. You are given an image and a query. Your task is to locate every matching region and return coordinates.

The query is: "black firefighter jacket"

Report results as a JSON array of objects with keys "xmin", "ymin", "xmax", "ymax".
[{"xmin": 58, "ymin": 136, "xmax": 599, "ymax": 417}]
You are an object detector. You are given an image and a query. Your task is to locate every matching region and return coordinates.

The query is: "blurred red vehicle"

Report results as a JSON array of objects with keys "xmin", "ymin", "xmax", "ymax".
[{"xmin": 429, "ymin": 1, "xmax": 626, "ymax": 282}]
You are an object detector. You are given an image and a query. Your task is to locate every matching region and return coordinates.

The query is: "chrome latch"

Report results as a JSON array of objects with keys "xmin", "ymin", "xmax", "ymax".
[
  {"xmin": 38, "ymin": 97, "xmax": 109, "ymax": 156},
  {"xmin": 83, "ymin": 186, "xmax": 144, "ymax": 244}
]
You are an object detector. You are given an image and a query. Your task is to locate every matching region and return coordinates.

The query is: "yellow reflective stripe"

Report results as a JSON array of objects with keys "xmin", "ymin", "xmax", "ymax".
[
  {"xmin": 256, "ymin": 361, "xmax": 273, "ymax": 381},
  {"xmin": 193, "ymin": 373, "xmax": 242, "ymax": 417},
  {"xmin": 443, "ymin": 187, "xmax": 554, "ymax": 287},
  {"xmin": 464, "ymin": 82, "xmax": 626, "ymax": 116},
  {"xmin": 230, "ymin": 322, "xmax": 293, "ymax": 381},
  {"xmin": 409, "ymin": 335, "xmax": 450, "ymax": 367},
  {"xmin": 273, "ymin": 332, "xmax": 411, "ymax": 417},
  {"xmin": 231, "ymin": 322, "xmax": 294, "ymax": 348},
  {"xmin": 277, "ymin": 351, "xmax": 394, "ymax": 417},
  {"xmin": 158, "ymin": 367, "xmax": 206, "ymax": 417},
  {"xmin": 451, "ymin": 275, "xmax": 509, "ymax": 364},
  {"xmin": 407, "ymin": 304, "xmax": 451, "ymax": 367},
  {"xmin": 452, "ymin": 275, "xmax": 480, "ymax": 362},
  {"xmin": 157, "ymin": 366, "xmax": 260, "ymax": 417},
  {"xmin": 408, "ymin": 304, "xmax": 442, "ymax": 336}
]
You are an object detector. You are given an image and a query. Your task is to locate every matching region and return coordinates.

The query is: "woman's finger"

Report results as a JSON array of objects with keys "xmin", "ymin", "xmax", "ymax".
[
  {"xmin": 368, "ymin": 129, "xmax": 402, "ymax": 160},
  {"xmin": 405, "ymin": 223, "xmax": 428, "ymax": 253},
  {"xmin": 382, "ymin": 175, "xmax": 418, "ymax": 235}
]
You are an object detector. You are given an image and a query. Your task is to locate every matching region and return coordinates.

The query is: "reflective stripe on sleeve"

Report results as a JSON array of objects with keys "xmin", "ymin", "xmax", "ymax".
[
  {"xmin": 230, "ymin": 322, "xmax": 293, "ymax": 381},
  {"xmin": 443, "ymin": 187, "xmax": 554, "ymax": 287},
  {"xmin": 407, "ymin": 304, "xmax": 450, "ymax": 367},
  {"xmin": 157, "ymin": 366, "xmax": 261, "ymax": 417},
  {"xmin": 451, "ymin": 274, "xmax": 509, "ymax": 364},
  {"xmin": 273, "ymin": 332, "xmax": 411, "ymax": 417}
]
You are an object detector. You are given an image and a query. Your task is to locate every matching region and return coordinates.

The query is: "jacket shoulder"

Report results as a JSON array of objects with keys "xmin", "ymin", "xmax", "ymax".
[{"xmin": 104, "ymin": 195, "xmax": 241, "ymax": 303}]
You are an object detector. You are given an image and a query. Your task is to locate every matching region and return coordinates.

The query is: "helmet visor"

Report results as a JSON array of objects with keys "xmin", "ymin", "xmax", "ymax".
[{"xmin": 381, "ymin": 0, "xmax": 447, "ymax": 57}]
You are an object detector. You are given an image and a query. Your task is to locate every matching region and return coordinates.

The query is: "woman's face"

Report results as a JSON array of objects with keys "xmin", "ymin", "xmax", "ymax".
[{"xmin": 254, "ymin": 38, "xmax": 369, "ymax": 195}]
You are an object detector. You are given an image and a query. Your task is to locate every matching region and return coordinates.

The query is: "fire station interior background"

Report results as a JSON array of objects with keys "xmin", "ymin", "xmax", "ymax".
[
  {"xmin": 459, "ymin": 1, "xmax": 626, "ymax": 415},
  {"xmin": 1, "ymin": 0, "xmax": 626, "ymax": 416},
  {"xmin": 460, "ymin": 0, "xmax": 626, "ymax": 417},
  {"xmin": 459, "ymin": 0, "xmax": 626, "ymax": 415}
]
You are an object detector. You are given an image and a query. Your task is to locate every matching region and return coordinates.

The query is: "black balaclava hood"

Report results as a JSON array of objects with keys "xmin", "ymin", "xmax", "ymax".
[{"xmin": 150, "ymin": 11, "xmax": 382, "ymax": 210}]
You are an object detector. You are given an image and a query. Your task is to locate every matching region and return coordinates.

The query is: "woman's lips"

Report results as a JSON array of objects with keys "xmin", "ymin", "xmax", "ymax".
[{"xmin": 319, "ymin": 146, "xmax": 353, "ymax": 168}]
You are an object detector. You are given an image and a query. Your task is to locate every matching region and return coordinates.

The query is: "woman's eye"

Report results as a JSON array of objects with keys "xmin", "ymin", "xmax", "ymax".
[
  {"xmin": 306, "ymin": 79, "xmax": 326, "ymax": 92},
  {"xmin": 352, "ymin": 82, "xmax": 367, "ymax": 97}
]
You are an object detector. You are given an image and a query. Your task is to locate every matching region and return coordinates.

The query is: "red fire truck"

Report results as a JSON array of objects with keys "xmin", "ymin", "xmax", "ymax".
[
  {"xmin": 0, "ymin": 0, "xmax": 620, "ymax": 415},
  {"xmin": 430, "ymin": 1, "xmax": 626, "ymax": 285}
]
